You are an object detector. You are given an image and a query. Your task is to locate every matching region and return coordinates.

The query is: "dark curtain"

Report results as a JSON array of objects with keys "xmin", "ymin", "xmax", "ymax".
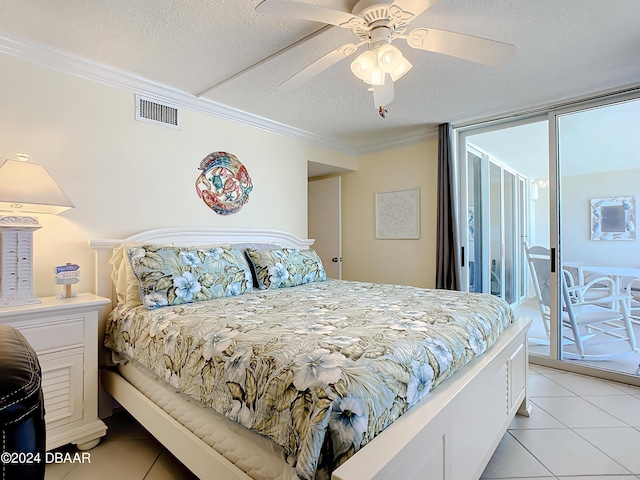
[{"xmin": 435, "ymin": 123, "xmax": 461, "ymax": 290}]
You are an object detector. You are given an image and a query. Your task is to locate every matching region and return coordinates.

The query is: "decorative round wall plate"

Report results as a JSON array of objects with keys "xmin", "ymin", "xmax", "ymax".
[{"xmin": 195, "ymin": 152, "xmax": 253, "ymax": 215}]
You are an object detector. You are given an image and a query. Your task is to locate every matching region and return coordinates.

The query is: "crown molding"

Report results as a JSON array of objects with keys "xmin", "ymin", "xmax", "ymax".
[
  {"xmin": 0, "ymin": 31, "xmax": 435, "ymax": 157},
  {"xmin": 355, "ymin": 126, "xmax": 438, "ymax": 155},
  {"xmin": 0, "ymin": 31, "xmax": 371, "ymax": 154}
]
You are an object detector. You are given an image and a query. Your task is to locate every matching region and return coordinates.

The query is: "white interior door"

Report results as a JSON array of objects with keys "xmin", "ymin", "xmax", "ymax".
[{"xmin": 308, "ymin": 176, "xmax": 342, "ymax": 279}]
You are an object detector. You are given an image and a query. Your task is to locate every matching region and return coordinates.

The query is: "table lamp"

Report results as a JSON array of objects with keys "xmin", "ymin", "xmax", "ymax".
[{"xmin": 0, "ymin": 153, "xmax": 74, "ymax": 307}]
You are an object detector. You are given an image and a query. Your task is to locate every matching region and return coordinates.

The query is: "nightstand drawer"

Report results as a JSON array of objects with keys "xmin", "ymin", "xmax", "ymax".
[{"xmin": 17, "ymin": 317, "xmax": 84, "ymax": 354}]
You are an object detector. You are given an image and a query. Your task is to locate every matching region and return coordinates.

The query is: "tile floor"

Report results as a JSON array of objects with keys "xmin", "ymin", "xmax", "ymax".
[
  {"xmin": 481, "ymin": 364, "xmax": 640, "ymax": 479},
  {"xmin": 45, "ymin": 364, "xmax": 640, "ymax": 480},
  {"xmin": 44, "ymin": 412, "xmax": 198, "ymax": 480}
]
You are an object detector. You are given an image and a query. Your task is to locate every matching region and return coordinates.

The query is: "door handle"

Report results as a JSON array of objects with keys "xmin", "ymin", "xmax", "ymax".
[{"xmin": 332, "ymin": 257, "xmax": 342, "ymax": 263}]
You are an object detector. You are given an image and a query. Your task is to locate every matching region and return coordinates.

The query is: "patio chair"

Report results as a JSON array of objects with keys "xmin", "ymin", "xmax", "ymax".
[
  {"xmin": 624, "ymin": 278, "xmax": 640, "ymax": 325},
  {"xmin": 524, "ymin": 244, "xmax": 637, "ymax": 360}
]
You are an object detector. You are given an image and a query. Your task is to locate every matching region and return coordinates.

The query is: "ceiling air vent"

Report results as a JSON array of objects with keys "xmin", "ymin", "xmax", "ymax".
[{"xmin": 135, "ymin": 95, "xmax": 181, "ymax": 129}]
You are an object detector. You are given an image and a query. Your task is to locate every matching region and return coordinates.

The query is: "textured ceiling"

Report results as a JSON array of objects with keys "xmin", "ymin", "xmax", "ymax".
[{"xmin": 0, "ymin": 0, "xmax": 639, "ymax": 154}]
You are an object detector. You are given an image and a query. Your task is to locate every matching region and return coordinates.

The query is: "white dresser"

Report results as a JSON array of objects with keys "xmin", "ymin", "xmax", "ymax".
[{"xmin": 0, "ymin": 294, "xmax": 111, "ymax": 451}]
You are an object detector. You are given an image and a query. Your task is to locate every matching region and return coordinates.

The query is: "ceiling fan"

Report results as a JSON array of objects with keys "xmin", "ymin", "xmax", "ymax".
[{"xmin": 256, "ymin": 0, "xmax": 516, "ymax": 116}]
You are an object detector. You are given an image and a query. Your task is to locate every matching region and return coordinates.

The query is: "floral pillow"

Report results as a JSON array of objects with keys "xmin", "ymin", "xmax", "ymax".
[
  {"xmin": 245, "ymin": 248, "xmax": 326, "ymax": 290},
  {"xmin": 127, "ymin": 245, "xmax": 253, "ymax": 309}
]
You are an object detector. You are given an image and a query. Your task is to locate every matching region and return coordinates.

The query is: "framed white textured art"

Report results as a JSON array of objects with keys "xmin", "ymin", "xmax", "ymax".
[
  {"xmin": 375, "ymin": 187, "xmax": 420, "ymax": 239},
  {"xmin": 590, "ymin": 196, "xmax": 635, "ymax": 240}
]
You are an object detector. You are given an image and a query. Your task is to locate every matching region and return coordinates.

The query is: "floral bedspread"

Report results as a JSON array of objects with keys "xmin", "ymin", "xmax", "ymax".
[{"xmin": 104, "ymin": 279, "xmax": 515, "ymax": 480}]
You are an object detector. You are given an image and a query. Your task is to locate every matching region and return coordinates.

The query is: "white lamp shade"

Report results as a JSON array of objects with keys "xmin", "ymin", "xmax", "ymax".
[
  {"xmin": 389, "ymin": 57, "xmax": 413, "ymax": 81},
  {"xmin": 350, "ymin": 50, "xmax": 377, "ymax": 83},
  {"xmin": 377, "ymin": 44, "xmax": 404, "ymax": 73},
  {"xmin": 369, "ymin": 66, "xmax": 385, "ymax": 86},
  {"xmin": 0, "ymin": 159, "xmax": 74, "ymax": 214}
]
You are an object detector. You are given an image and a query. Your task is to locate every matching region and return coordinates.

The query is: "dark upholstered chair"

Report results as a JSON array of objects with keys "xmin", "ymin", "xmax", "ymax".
[{"xmin": 0, "ymin": 324, "xmax": 46, "ymax": 480}]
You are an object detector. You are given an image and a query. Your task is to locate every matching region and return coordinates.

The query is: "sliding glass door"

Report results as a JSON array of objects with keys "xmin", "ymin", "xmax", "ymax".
[
  {"xmin": 466, "ymin": 150, "xmax": 484, "ymax": 293},
  {"xmin": 488, "ymin": 161, "xmax": 502, "ymax": 296},
  {"xmin": 457, "ymin": 118, "xmax": 550, "ymax": 357},
  {"xmin": 555, "ymin": 95, "xmax": 640, "ymax": 376},
  {"xmin": 459, "ymin": 136, "xmax": 530, "ymax": 306},
  {"xmin": 456, "ymin": 90, "xmax": 640, "ymax": 384}
]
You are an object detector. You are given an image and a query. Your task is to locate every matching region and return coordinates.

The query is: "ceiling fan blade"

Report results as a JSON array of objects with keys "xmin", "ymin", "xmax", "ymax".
[
  {"xmin": 405, "ymin": 27, "xmax": 516, "ymax": 67},
  {"xmin": 256, "ymin": 0, "xmax": 365, "ymax": 28},
  {"xmin": 279, "ymin": 42, "xmax": 363, "ymax": 91},
  {"xmin": 388, "ymin": 0, "xmax": 439, "ymax": 23}
]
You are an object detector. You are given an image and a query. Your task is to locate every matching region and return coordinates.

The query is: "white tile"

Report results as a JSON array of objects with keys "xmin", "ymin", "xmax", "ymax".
[
  {"xmin": 483, "ymin": 478, "xmax": 555, "ymax": 480},
  {"xmin": 528, "ymin": 374, "xmax": 576, "ymax": 397},
  {"xmin": 576, "ymin": 427, "xmax": 640, "ymax": 474},
  {"xmin": 508, "ymin": 402, "xmax": 565, "ymax": 430},
  {"xmin": 480, "ymin": 433, "xmax": 551, "ymax": 479},
  {"xmin": 528, "ymin": 364, "xmax": 564, "ymax": 375},
  {"xmin": 615, "ymin": 382, "xmax": 640, "ymax": 394},
  {"xmin": 583, "ymin": 395, "xmax": 640, "ymax": 426},
  {"xmin": 562, "ymin": 477, "xmax": 640, "ymax": 480},
  {"xmin": 44, "ymin": 460, "xmax": 75, "ymax": 480},
  {"xmin": 543, "ymin": 372, "xmax": 630, "ymax": 395},
  {"xmin": 60, "ymin": 439, "xmax": 162, "ymax": 480},
  {"xmin": 144, "ymin": 450, "xmax": 199, "ymax": 480},
  {"xmin": 532, "ymin": 396, "xmax": 627, "ymax": 428},
  {"xmin": 510, "ymin": 428, "xmax": 630, "ymax": 476}
]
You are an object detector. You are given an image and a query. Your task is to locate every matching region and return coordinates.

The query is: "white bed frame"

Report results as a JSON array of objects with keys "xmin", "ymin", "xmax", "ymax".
[{"xmin": 90, "ymin": 227, "xmax": 532, "ymax": 480}]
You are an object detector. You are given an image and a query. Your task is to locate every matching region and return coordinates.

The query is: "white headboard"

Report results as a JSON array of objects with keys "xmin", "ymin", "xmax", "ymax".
[{"xmin": 90, "ymin": 227, "xmax": 314, "ymax": 305}]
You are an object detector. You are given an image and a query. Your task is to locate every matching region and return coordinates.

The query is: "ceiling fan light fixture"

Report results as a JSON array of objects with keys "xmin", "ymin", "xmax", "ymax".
[
  {"xmin": 369, "ymin": 66, "xmax": 385, "ymax": 86},
  {"xmin": 389, "ymin": 56, "xmax": 413, "ymax": 81},
  {"xmin": 377, "ymin": 44, "xmax": 403, "ymax": 73},
  {"xmin": 350, "ymin": 50, "xmax": 377, "ymax": 82},
  {"xmin": 257, "ymin": 0, "xmax": 518, "ymax": 114}
]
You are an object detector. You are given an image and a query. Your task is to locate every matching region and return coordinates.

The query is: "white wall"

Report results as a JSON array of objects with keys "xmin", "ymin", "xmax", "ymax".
[
  {"xmin": 0, "ymin": 54, "xmax": 354, "ymax": 297},
  {"xmin": 341, "ymin": 141, "xmax": 439, "ymax": 288},
  {"xmin": 561, "ymin": 168, "xmax": 640, "ymax": 266}
]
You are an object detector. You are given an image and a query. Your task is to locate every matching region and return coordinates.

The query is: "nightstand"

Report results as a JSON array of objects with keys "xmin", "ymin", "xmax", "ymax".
[{"xmin": 0, "ymin": 293, "xmax": 111, "ymax": 451}]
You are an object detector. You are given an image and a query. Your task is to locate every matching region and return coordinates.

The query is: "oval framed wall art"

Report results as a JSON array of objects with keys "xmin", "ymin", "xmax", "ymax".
[{"xmin": 195, "ymin": 152, "xmax": 253, "ymax": 215}]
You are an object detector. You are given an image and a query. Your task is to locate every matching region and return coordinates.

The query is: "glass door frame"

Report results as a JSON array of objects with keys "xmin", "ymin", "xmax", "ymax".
[
  {"xmin": 549, "ymin": 89, "xmax": 640, "ymax": 382},
  {"xmin": 461, "ymin": 146, "xmax": 489, "ymax": 294},
  {"xmin": 455, "ymin": 90, "xmax": 640, "ymax": 385},
  {"xmin": 457, "ymin": 117, "xmax": 539, "ymax": 305}
]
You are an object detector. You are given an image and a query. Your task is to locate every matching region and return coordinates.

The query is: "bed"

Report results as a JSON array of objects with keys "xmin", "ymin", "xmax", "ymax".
[{"xmin": 90, "ymin": 227, "xmax": 531, "ymax": 480}]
